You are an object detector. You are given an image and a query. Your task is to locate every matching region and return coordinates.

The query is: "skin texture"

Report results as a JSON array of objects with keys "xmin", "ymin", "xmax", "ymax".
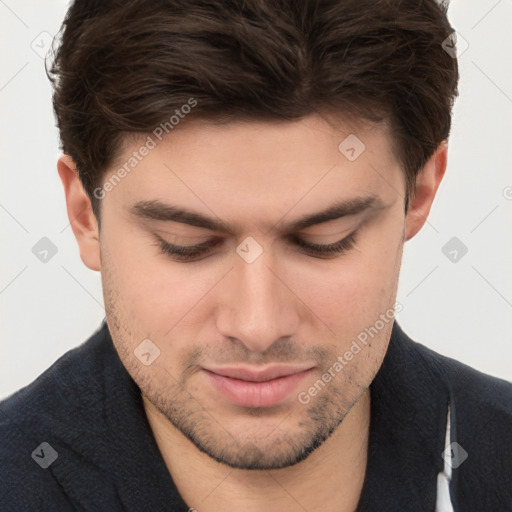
[{"xmin": 58, "ymin": 113, "xmax": 446, "ymax": 511}]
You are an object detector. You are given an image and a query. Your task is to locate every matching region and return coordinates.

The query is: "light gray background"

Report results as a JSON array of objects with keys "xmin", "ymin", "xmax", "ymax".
[{"xmin": 1, "ymin": 0, "xmax": 511, "ymax": 400}]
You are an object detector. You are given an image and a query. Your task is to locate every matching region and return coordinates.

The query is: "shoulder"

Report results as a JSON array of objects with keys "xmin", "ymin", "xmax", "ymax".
[
  {"xmin": 396, "ymin": 326, "xmax": 512, "ymax": 508},
  {"xmin": 406, "ymin": 331, "xmax": 512, "ymax": 416},
  {"xmin": 0, "ymin": 321, "xmax": 110, "ymax": 426},
  {"xmin": 0, "ymin": 322, "xmax": 110, "ymax": 510}
]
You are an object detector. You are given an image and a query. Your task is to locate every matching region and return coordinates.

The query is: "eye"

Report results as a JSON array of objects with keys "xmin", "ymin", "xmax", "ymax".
[
  {"xmin": 154, "ymin": 231, "xmax": 358, "ymax": 263},
  {"xmin": 155, "ymin": 236, "xmax": 220, "ymax": 262},
  {"xmin": 290, "ymin": 231, "xmax": 358, "ymax": 258}
]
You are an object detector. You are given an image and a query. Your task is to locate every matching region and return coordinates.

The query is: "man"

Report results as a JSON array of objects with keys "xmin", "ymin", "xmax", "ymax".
[{"xmin": 1, "ymin": 0, "xmax": 511, "ymax": 511}]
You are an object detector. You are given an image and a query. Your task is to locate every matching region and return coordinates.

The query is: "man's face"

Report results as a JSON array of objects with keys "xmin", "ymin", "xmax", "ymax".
[{"xmin": 98, "ymin": 114, "xmax": 406, "ymax": 469}]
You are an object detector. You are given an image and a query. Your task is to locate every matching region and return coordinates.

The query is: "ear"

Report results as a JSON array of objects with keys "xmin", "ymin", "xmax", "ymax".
[
  {"xmin": 57, "ymin": 154, "xmax": 101, "ymax": 271},
  {"xmin": 404, "ymin": 142, "xmax": 447, "ymax": 241}
]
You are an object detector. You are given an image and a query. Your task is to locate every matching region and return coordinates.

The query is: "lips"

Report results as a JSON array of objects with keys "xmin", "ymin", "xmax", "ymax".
[{"xmin": 202, "ymin": 365, "xmax": 314, "ymax": 408}]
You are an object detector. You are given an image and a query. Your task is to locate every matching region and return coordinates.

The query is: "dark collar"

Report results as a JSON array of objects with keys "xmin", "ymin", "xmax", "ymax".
[
  {"xmin": 48, "ymin": 320, "xmax": 189, "ymax": 510},
  {"xmin": 356, "ymin": 321, "xmax": 450, "ymax": 511}
]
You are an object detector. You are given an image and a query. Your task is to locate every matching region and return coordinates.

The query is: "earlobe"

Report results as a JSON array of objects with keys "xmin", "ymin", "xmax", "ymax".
[
  {"xmin": 57, "ymin": 154, "xmax": 102, "ymax": 271},
  {"xmin": 404, "ymin": 142, "xmax": 447, "ymax": 241}
]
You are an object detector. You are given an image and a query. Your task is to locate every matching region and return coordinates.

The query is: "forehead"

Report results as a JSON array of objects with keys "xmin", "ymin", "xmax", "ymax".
[
  {"xmin": 115, "ymin": 112, "xmax": 395, "ymax": 170},
  {"xmin": 105, "ymin": 114, "xmax": 403, "ymax": 227}
]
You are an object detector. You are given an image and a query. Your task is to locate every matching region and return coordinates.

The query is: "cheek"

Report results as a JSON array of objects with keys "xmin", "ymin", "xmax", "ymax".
[
  {"xmin": 102, "ymin": 229, "xmax": 227, "ymax": 337},
  {"xmin": 291, "ymin": 226, "xmax": 403, "ymax": 331}
]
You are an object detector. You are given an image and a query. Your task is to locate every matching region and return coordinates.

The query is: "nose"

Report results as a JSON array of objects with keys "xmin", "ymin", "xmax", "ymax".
[{"xmin": 215, "ymin": 245, "xmax": 300, "ymax": 353}]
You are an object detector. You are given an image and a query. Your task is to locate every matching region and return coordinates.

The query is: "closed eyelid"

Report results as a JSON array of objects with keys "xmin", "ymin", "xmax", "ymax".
[
  {"xmin": 155, "ymin": 227, "xmax": 359, "ymax": 264},
  {"xmin": 295, "ymin": 214, "xmax": 368, "ymax": 239},
  {"xmin": 153, "ymin": 225, "xmax": 214, "ymax": 239},
  {"xmin": 296, "ymin": 223, "xmax": 354, "ymax": 239},
  {"xmin": 153, "ymin": 218, "xmax": 363, "ymax": 249},
  {"xmin": 154, "ymin": 215, "xmax": 360, "ymax": 241}
]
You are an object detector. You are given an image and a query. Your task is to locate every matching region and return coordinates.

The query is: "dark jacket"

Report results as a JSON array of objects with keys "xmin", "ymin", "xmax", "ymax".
[{"xmin": 1, "ymin": 320, "xmax": 511, "ymax": 511}]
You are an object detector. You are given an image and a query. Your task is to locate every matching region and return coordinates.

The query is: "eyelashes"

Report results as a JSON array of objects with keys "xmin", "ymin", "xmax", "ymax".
[
  {"xmin": 289, "ymin": 232, "xmax": 357, "ymax": 258},
  {"xmin": 157, "ymin": 238, "xmax": 220, "ymax": 259},
  {"xmin": 155, "ymin": 231, "xmax": 358, "ymax": 262}
]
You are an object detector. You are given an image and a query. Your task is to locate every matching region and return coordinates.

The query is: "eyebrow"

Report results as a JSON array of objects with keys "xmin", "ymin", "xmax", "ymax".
[{"xmin": 129, "ymin": 194, "xmax": 384, "ymax": 234}]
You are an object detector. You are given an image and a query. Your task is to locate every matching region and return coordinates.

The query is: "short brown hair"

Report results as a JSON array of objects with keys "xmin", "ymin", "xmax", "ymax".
[{"xmin": 47, "ymin": 0, "xmax": 459, "ymax": 221}]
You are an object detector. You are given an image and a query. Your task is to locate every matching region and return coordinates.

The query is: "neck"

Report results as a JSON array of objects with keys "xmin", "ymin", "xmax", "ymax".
[{"xmin": 144, "ymin": 389, "xmax": 371, "ymax": 512}]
